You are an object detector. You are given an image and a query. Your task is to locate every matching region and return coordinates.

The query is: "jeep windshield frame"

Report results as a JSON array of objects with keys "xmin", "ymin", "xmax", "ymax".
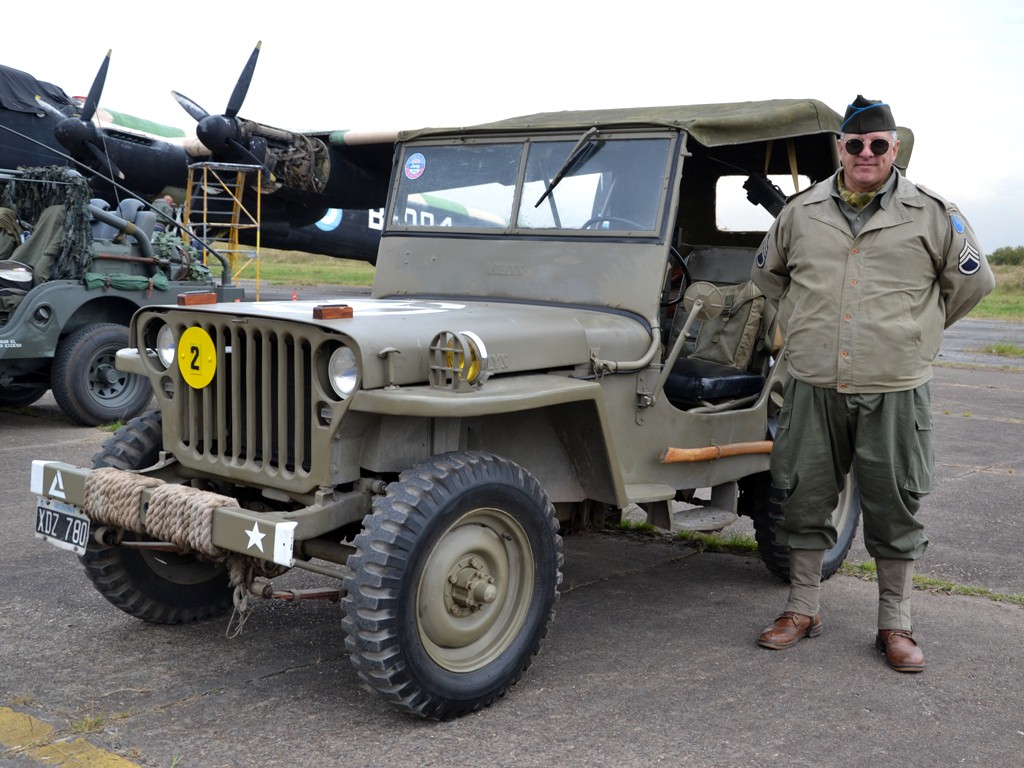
[{"xmin": 386, "ymin": 130, "xmax": 676, "ymax": 237}]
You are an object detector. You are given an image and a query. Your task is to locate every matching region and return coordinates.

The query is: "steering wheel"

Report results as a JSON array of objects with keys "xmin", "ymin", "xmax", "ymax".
[
  {"xmin": 662, "ymin": 247, "xmax": 692, "ymax": 307},
  {"xmin": 580, "ymin": 215, "xmax": 646, "ymax": 230}
]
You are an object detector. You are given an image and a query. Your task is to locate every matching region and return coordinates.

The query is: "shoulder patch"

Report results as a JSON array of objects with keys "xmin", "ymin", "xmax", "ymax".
[
  {"xmin": 951, "ymin": 213, "xmax": 965, "ymax": 234},
  {"xmin": 755, "ymin": 237, "xmax": 767, "ymax": 269},
  {"xmin": 958, "ymin": 241, "xmax": 981, "ymax": 275}
]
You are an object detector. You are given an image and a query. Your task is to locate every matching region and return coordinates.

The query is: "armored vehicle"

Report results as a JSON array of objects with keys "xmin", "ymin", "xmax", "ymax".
[
  {"xmin": 1, "ymin": 166, "xmax": 241, "ymax": 425},
  {"xmin": 32, "ymin": 100, "xmax": 912, "ymax": 718}
]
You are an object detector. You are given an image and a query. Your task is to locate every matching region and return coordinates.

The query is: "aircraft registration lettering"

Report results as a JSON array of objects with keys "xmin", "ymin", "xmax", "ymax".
[{"xmin": 402, "ymin": 209, "xmax": 454, "ymax": 227}]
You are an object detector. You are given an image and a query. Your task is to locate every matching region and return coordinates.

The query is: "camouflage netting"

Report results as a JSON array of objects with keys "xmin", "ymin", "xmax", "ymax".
[
  {"xmin": 0, "ymin": 165, "xmax": 94, "ymax": 279},
  {"xmin": 152, "ymin": 230, "xmax": 209, "ymax": 281}
]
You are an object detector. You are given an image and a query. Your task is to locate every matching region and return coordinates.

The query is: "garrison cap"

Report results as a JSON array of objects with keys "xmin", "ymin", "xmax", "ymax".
[{"xmin": 841, "ymin": 95, "xmax": 896, "ymax": 134}]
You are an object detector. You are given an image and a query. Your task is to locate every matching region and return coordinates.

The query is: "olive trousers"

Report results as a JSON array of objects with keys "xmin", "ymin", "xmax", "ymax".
[{"xmin": 770, "ymin": 378, "xmax": 932, "ymax": 560}]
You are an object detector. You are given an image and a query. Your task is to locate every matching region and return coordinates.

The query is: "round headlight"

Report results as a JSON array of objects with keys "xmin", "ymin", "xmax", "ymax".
[
  {"xmin": 328, "ymin": 345, "xmax": 359, "ymax": 399},
  {"xmin": 444, "ymin": 331, "xmax": 488, "ymax": 384},
  {"xmin": 429, "ymin": 330, "xmax": 490, "ymax": 390},
  {"xmin": 156, "ymin": 324, "xmax": 176, "ymax": 369}
]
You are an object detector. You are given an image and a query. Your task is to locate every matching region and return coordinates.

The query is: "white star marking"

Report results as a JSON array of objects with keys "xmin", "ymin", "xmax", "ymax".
[{"xmin": 245, "ymin": 522, "xmax": 266, "ymax": 553}]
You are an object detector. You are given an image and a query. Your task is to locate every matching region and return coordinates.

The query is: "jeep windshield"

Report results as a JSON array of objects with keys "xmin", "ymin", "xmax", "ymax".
[{"xmin": 388, "ymin": 133, "xmax": 674, "ymax": 234}]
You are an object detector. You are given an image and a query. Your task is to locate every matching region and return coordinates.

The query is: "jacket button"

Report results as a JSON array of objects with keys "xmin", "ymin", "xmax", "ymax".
[{"xmin": 851, "ymin": 248, "xmax": 860, "ymax": 255}]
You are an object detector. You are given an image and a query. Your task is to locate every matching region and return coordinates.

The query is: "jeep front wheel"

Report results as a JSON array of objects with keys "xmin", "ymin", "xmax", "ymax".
[
  {"xmin": 80, "ymin": 410, "xmax": 233, "ymax": 624},
  {"xmin": 740, "ymin": 469, "xmax": 861, "ymax": 582},
  {"xmin": 51, "ymin": 323, "xmax": 154, "ymax": 426},
  {"xmin": 342, "ymin": 451, "xmax": 562, "ymax": 720}
]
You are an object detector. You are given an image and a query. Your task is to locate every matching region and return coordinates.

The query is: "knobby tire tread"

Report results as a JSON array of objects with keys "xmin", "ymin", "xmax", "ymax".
[{"xmin": 341, "ymin": 451, "xmax": 562, "ymax": 720}]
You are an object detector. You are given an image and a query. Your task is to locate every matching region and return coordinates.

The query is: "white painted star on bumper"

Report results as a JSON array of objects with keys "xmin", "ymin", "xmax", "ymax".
[{"xmin": 245, "ymin": 522, "xmax": 266, "ymax": 552}]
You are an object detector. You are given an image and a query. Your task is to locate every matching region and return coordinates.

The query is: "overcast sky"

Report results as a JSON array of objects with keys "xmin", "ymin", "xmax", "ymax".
[{"xmin": 6, "ymin": 0, "xmax": 1023, "ymax": 250}]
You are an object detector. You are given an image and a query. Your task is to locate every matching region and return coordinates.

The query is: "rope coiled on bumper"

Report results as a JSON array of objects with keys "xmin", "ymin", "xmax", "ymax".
[{"xmin": 82, "ymin": 467, "xmax": 245, "ymax": 579}]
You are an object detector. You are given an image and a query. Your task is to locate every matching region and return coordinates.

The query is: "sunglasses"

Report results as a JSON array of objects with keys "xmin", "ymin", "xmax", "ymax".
[{"xmin": 844, "ymin": 137, "xmax": 893, "ymax": 156}]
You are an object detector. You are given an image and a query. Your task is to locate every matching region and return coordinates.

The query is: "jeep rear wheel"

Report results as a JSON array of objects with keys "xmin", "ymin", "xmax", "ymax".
[
  {"xmin": 80, "ymin": 410, "xmax": 233, "ymax": 623},
  {"xmin": 342, "ymin": 451, "xmax": 562, "ymax": 720},
  {"xmin": 740, "ymin": 469, "xmax": 861, "ymax": 582},
  {"xmin": 51, "ymin": 323, "xmax": 154, "ymax": 426}
]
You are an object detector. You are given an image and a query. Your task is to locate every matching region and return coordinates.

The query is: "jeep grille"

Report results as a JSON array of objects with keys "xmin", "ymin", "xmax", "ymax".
[{"xmin": 174, "ymin": 320, "xmax": 319, "ymax": 484}]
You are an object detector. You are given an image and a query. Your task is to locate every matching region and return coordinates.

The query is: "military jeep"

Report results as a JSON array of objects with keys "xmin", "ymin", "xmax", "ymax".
[
  {"xmin": 32, "ymin": 100, "xmax": 909, "ymax": 718},
  {"xmin": 1, "ymin": 166, "xmax": 242, "ymax": 425}
]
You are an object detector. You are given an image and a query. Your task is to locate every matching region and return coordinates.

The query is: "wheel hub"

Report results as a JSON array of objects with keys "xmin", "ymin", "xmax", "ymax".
[
  {"xmin": 445, "ymin": 555, "xmax": 497, "ymax": 616},
  {"xmin": 97, "ymin": 363, "xmax": 120, "ymax": 385},
  {"xmin": 416, "ymin": 510, "xmax": 533, "ymax": 670}
]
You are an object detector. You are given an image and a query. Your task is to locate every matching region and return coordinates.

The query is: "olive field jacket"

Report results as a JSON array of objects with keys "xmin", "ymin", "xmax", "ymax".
[{"xmin": 752, "ymin": 171, "xmax": 995, "ymax": 393}]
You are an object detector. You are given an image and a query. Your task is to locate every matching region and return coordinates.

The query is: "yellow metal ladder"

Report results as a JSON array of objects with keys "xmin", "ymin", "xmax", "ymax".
[{"xmin": 183, "ymin": 162, "xmax": 263, "ymax": 298}]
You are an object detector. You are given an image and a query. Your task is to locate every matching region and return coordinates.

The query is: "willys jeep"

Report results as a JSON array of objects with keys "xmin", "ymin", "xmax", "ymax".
[
  {"xmin": 31, "ymin": 100, "xmax": 912, "ymax": 718},
  {"xmin": 1, "ymin": 166, "xmax": 242, "ymax": 425}
]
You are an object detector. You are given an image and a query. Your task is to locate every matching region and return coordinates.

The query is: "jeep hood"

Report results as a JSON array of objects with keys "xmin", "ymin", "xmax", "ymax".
[{"xmin": 186, "ymin": 296, "xmax": 651, "ymax": 389}]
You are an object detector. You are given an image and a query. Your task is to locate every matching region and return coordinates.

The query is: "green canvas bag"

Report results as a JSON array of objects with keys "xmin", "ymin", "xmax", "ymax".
[{"xmin": 689, "ymin": 281, "xmax": 766, "ymax": 369}]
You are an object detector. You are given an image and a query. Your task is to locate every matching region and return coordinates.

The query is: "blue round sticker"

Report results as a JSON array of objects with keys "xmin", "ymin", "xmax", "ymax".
[
  {"xmin": 405, "ymin": 153, "xmax": 426, "ymax": 180},
  {"xmin": 951, "ymin": 213, "xmax": 965, "ymax": 234}
]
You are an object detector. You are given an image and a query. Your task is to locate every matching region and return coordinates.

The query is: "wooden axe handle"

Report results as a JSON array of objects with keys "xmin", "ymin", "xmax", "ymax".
[{"xmin": 660, "ymin": 440, "xmax": 773, "ymax": 464}]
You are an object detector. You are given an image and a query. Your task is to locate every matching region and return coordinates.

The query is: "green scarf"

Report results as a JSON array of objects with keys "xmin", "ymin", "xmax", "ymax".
[{"xmin": 837, "ymin": 173, "xmax": 879, "ymax": 210}]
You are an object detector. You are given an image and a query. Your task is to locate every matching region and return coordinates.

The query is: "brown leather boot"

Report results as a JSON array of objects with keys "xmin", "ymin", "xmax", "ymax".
[
  {"xmin": 875, "ymin": 629, "xmax": 926, "ymax": 672},
  {"xmin": 757, "ymin": 612, "xmax": 822, "ymax": 650}
]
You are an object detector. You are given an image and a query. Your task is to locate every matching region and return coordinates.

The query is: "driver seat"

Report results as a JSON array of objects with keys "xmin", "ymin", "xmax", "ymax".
[
  {"xmin": 664, "ymin": 358, "xmax": 766, "ymax": 404},
  {"xmin": 663, "ymin": 279, "xmax": 769, "ymax": 408}
]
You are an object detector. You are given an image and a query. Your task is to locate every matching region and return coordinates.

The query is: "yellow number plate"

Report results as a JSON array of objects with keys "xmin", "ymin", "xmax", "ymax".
[{"xmin": 178, "ymin": 326, "xmax": 217, "ymax": 389}]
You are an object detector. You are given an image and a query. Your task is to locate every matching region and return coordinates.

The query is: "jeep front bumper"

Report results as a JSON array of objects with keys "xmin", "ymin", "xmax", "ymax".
[{"xmin": 30, "ymin": 460, "xmax": 365, "ymax": 570}]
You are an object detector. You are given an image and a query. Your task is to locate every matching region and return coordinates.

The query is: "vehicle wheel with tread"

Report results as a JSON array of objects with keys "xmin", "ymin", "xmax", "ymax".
[
  {"xmin": 51, "ymin": 322, "xmax": 154, "ymax": 426},
  {"xmin": 740, "ymin": 469, "xmax": 861, "ymax": 582},
  {"xmin": 0, "ymin": 381, "xmax": 49, "ymax": 407},
  {"xmin": 342, "ymin": 450, "xmax": 562, "ymax": 720},
  {"xmin": 79, "ymin": 410, "xmax": 233, "ymax": 624}
]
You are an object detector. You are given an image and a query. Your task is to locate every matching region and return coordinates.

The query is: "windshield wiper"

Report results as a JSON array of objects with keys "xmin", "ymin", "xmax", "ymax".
[{"xmin": 534, "ymin": 126, "xmax": 600, "ymax": 208}]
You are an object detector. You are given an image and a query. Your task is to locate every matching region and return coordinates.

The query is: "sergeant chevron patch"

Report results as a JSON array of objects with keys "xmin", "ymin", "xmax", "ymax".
[
  {"xmin": 958, "ymin": 241, "xmax": 981, "ymax": 275},
  {"xmin": 755, "ymin": 239, "xmax": 767, "ymax": 268}
]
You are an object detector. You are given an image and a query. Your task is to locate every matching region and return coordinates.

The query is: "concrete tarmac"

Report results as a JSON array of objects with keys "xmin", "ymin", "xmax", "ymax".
[{"xmin": 1, "ymin": 323, "xmax": 1022, "ymax": 767}]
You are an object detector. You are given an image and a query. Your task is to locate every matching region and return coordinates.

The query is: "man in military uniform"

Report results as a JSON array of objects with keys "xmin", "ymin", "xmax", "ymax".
[{"xmin": 751, "ymin": 96, "xmax": 995, "ymax": 672}]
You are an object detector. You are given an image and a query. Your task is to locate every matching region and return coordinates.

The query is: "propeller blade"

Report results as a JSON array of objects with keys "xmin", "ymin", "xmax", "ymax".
[
  {"xmin": 227, "ymin": 137, "xmax": 267, "ymax": 168},
  {"xmin": 172, "ymin": 90, "xmax": 210, "ymax": 123},
  {"xmin": 80, "ymin": 50, "xmax": 111, "ymax": 123},
  {"xmin": 86, "ymin": 141, "xmax": 124, "ymax": 180},
  {"xmin": 225, "ymin": 41, "xmax": 261, "ymax": 118}
]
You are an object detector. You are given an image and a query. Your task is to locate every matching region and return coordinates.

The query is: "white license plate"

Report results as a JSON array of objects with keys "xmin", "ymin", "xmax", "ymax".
[{"xmin": 35, "ymin": 497, "xmax": 91, "ymax": 555}]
